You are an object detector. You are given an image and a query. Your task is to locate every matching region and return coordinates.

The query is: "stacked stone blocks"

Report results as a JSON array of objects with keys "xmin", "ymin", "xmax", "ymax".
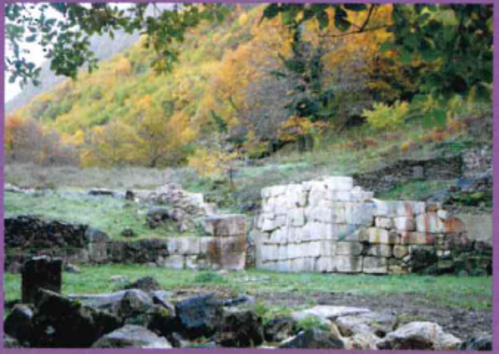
[{"xmin": 255, "ymin": 177, "xmax": 466, "ymax": 274}]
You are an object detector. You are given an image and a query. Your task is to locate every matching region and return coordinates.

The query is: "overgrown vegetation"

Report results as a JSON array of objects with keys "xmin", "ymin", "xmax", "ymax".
[{"xmin": 5, "ymin": 4, "xmax": 492, "ymax": 183}]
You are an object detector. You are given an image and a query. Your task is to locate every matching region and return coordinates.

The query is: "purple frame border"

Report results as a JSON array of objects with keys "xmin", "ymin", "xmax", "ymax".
[{"xmin": 0, "ymin": 0, "xmax": 496, "ymax": 353}]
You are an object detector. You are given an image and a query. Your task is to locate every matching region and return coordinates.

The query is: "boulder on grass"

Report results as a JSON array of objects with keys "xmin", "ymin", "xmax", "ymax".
[
  {"xmin": 336, "ymin": 311, "xmax": 398, "ymax": 338},
  {"xmin": 279, "ymin": 328, "xmax": 345, "ymax": 349},
  {"xmin": 264, "ymin": 316, "xmax": 297, "ymax": 343},
  {"xmin": 92, "ymin": 325, "xmax": 172, "ymax": 348},
  {"xmin": 175, "ymin": 294, "xmax": 223, "ymax": 339},
  {"xmin": 123, "ymin": 276, "xmax": 161, "ymax": 292},
  {"xmin": 217, "ymin": 309, "xmax": 264, "ymax": 347},
  {"xmin": 458, "ymin": 336, "xmax": 492, "ymax": 351},
  {"xmin": 4, "ymin": 305, "xmax": 33, "ymax": 345},
  {"xmin": 377, "ymin": 321, "xmax": 462, "ymax": 350},
  {"xmin": 31, "ymin": 289, "xmax": 122, "ymax": 348},
  {"xmin": 146, "ymin": 305, "xmax": 178, "ymax": 338}
]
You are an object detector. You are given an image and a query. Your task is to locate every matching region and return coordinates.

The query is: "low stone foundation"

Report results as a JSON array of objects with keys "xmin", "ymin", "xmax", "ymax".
[
  {"xmin": 254, "ymin": 177, "xmax": 486, "ymax": 274},
  {"xmin": 5, "ymin": 215, "xmax": 246, "ymax": 272}
]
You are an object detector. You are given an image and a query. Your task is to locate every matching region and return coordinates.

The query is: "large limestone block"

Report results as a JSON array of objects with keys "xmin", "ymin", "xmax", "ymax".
[
  {"xmin": 399, "ymin": 232, "xmax": 435, "ymax": 245},
  {"xmin": 287, "ymin": 243, "xmax": 303, "ymax": 259},
  {"xmin": 283, "ymin": 184, "xmax": 307, "ymax": 208},
  {"xmin": 365, "ymin": 244, "xmax": 392, "ymax": 258},
  {"xmin": 176, "ymin": 237, "xmax": 200, "ymax": 255},
  {"xmin": 261, "ymin": 245, "xmax": 279, "ymax": 262},
  {"xmin": 415, "ymin": 213, "xmax": 445, "ymax": 234},
  {"xmin": 290, "ymin": 258, "xmax": 306, "ymax": 272},
  {"xmin": 302, "ymin": 241, "xmax": 322, "ymax": 258},
  {"xmin": 375, "ymin": 217, "xmax": 394, "ymax": 229},
  {"xmin": 335, "ymin": 225, "xmax": 363, "ymax": 242},
  {"xmin": 323, "ymin": 176, "xmax": 354, "ymax": 191},
  {"xmin": 163, "ymin": 255, "xmax": 185, "ymax": 270},
  {"xmin": 199, "ymin": 237, "xmax": 216, "ymax": 254},
  {"xmin": 260, "ymin": 261, "xmax": 279, "ymax": 272},
  {"xmin": 332, "ymin": 256, "xmax": 362, "ymax": 273},
  {"xmin": 303, "ymin": 222, "xmax": 334, "ymax": 241},
  {"xmin": 262, "ymin": 185, "xmax": 286, "ymax": 199},
  {"xmin": 361, "ymin": 228, "xmax": 397, "ymax": 244},
  {"xmin": 305, "ymin": 207, "xmax": 334, "ymax": 224},
  {"xmin": 315, "ymin": 257, "xmax": 334, "ymax": 272},
  {"xmin": 335, "ymin": 242, "xmax": 363, "ymax": 256},
  {"xmin": 373, "ymin": 200, "xmax": 425, "ymax": 217},
  {"xmin": 303, "ymin": 180, "xmax": 328, "ymax": 192},
  {"xmin": 363, "ymin": 257, "xmax": 388, "ymax": 274},
  {"xmin": 270, "ymin": 228, "xmax": 287, "ymax": 244},
  {"xmin": 287, "ymin": 208, "xmax": 306, "ymax": 227},
  {"xmin": 278, "ymin": 245, "xmax": 288, "ymax": 261},
  {"xmin": 347, "ymin": 203, "xmax": 375, "ymax": 226},
  {"xmin": 320, "ymin": 239, "xmax": 337, "ymax": 257},
  {"xmin": 203, "ymin": 214, "xmax": 246, "ymax": 237},
  {"xmin": 394, "ymin": 216, "xmax": 416, "ymax": 231},
  {"xmin": 393, "ymin": 245, "xmax": 409, "ymax": 259}
]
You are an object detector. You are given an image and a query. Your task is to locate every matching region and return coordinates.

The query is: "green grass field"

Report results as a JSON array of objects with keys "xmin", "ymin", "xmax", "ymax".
[{"xmin": 4, "ymin": 265, "xmax": 492, "ymax": 312}]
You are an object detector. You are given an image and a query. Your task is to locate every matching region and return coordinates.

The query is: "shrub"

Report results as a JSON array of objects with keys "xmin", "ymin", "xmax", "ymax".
[{"xmin": 362, "ymin": 100, "xmax": 409, "ymax": 130}]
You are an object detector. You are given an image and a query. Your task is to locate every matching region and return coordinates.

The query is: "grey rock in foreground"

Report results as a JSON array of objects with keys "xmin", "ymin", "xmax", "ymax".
[
  {"xmin": 279, "ymin": 328, "xmax": 345, "ymax": 349},
  {"xmin": 92, "ymin": 325, "xmax": 172, "ymax": 348}
]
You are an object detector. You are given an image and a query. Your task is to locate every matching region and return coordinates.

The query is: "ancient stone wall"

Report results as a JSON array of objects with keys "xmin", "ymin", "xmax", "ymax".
[
  {"xmin": 254, "ymin": 177, "xmax": 478, "ymax": 274},
  {"xmin": 461, "ymin": 146, "xmax": 492, "ymax": 179},
  {"xmin": 5, "ymin": 215, "xmax": 246, "ymax": 272}
]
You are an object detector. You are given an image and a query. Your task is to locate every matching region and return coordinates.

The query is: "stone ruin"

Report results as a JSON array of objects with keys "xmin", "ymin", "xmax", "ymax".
[{"xmin": 253, "ymin": 176, "xmax": 477, "ymax": 274}]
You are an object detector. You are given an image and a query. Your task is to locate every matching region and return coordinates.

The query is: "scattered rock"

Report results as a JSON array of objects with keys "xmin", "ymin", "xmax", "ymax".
[
  {"xmin": 175, "ymin": 294, "xmax": 223, "ymax": 339},
  {"xmin": 458, "ymin": 336, "xmax": 492, "ymax": 351},
  {"xmin": 217, "ymin": 308, "xmax": 264, "ymax": 347},
  {"xmin": 112, "ymin": 289, "xmax": 154, "ymax": 325},
  {"xmin": 293, "ymin": 306, "xmax": 371, "ymax": 322},
  {"xmin": 64, "ymin": 264, "xmax": 81, "ymax": 273},
  {"xmin": 85, "ymin": 227, "xmax": 111, "ymax": 243},
  {"xmin": 7, "ymin": 261, "xmax": 23, "ymax": 274},
  {"xmin": 92, "ymin": 325, "xmax": 172, "ymax": 348},
  {"xmin": 4, "ymin": 335, "xmax": 22, "ymax": 348},
  {"xmin": 4, "ymin": 305, "xmax": 33, "ymax": 344},
  {"xmin": 124, "ymin": 276, "xmax": 161, "ymax": 292},
  {"xmin": 151, "ymin": 290, "xmax": 175, "ymax": 311},
  {"xmin": 87, "ymin": 188, "xmax": 116, "ymax": 197},
  {"xmin": 22, "ymin": 256, "xmax": 62, "ymax": 304},
  {"xmin": 264, "ymin": 316, "xmax": 297, "ymax": 343},
  {"xmin": 377, "ymin": 321, "xmax": 462, "ymax": 350},
  {"xmin": 222, "ymin": 294, "xmax": 255, "ymax": 308},
  {"xmin": 31, "ymin": 289, "xmax": 121, "ymax": 348},
  {"xmin": 279, "ymin": 328, "xmax": 345, "ymax": 349},
  {"xmin": 335, "ymin": 311, "xmax": 398, "ymax": 338},
  {"xmin": 146, "ymin": 305, "xmax": 178, "ymax": 338},
  {"xmin": 345, "ymin": 332, "xmax": 380, "ymax": 350}
]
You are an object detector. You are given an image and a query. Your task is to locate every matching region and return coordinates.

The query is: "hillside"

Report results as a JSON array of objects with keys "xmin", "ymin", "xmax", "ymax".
[{"xmin": 6, "ymin": 4, "xmax": 492, "ymax": 174}]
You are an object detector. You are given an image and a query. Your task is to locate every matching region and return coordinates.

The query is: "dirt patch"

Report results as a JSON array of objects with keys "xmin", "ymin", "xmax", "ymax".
[
  {"xmin": 170, "ymin": 286, "xmax": 491, "ymax": 342},
  {"xmin": 254, "ymin": 291, "xmax": 491, "ymax": 342}
]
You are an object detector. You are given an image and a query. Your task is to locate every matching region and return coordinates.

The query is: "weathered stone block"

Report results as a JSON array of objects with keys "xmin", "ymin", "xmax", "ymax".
[
  {"xmin": 415, "ymin": 213, "xmax": 447, "ymax": 234},
  {"xmin": 305, "ymin": 207, "xmax": 334, "ymax": 224},
  {"xmin": 366, "ymin": 244, "xmax": 392, "ymax": 258},
  {"xmin": 203, "ymin": 214, "xmax": 246, "ymax": 237},
  {"xmin": 320, "ymin": 239, "xmax": 336, "ymax": 257},
  {"xmin": 287, "ymin": 243, "xmax": 302, "ymax": 259},
  {"xmin": 290, "ymin": 258, "xmax": 306, "ymax": 272},
  {"xmin": 361, "ymin": 228, "xmax": 397, "ymax": 244},
  {"xmin": 88, "ymin": 242, "xmax": 108, "ymax": 263},
  {"xmin": 375, "ymin": 217, "xmax": 394, "ymax": 229},
  {"xmin": 336, "ymin": 242, "xmax": 363, "ymax": 256},
  {"xmin": 303, "ymin": 222, "xmax": 334, "ymax": 241},
  {"xmin": 199, "ymin": 237, "xmax": 216, "ymax": 254},
  {"xmin": 323, "ymin": 176, "xmax": 354, "ymax": 190},
  {"xmin": 363, "ymin": 257, "xmax": 388, "ymax": 274},
  {"xmin": 278, "ymin": 245, "xmax": 288, "ymax": 261},
  {"xmin": 373, "ymin": 200, "xmax": 425, "ymax": 217},
  {"xmin": 394, "ymin": 217, "xmax": 416, "ymax": 231},
  {"xmin": 399, "ymin": 232, "xmax": 435, "ymax": 245},
  {"xmin": 302, "ymin": 241, "xmax": 322, "ymax": 258},
  {"xmin": 262, "ymin": 245, "xmax": 279, "ymax": 262},
  {"xmin": 177, "ymin": 237, "xmax": 200, "ymax": 255},
  {"xmin": 393, "ymin": 245, "xmax": 409, "ymax": 259},
  {"xmin": 315, "ymin": 257, "xmax": 333, "ymax": 272},
  {"xmin": 22, "ymin": 256, "xmax": 62, "ymax": 304},
  {"xmin": 162, "ymin": 255, "xmax": 185, "ymax": 270},
  {"xmin": 288, "ymin": 208, "xmax": 306, "ymax": 227},
  {"xmin": 332, "ymin": 256, "xmax": 362, "ymax": 273}
]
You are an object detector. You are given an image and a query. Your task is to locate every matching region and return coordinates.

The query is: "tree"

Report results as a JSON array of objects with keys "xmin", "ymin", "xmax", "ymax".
[{"xmin": 5, "ymin": 3, "xmax": 229, "ymax": 86}]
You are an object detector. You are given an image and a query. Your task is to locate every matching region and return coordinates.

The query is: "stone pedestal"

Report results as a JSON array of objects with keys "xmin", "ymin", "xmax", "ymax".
[{"xmin": 21, "ymin": 256, "xmax": 62, "ymax": 303}]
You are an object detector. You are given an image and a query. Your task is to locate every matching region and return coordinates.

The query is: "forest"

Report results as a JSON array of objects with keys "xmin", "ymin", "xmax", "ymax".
[{"xmin": 5, "ymin": 3, "xmax": 492, "ymax": 175}]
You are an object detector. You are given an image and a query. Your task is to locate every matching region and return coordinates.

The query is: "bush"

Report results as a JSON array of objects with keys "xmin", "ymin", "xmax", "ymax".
[{"xmin": 362, "ymin": 100, "xmax": 409, "ymax": 130}]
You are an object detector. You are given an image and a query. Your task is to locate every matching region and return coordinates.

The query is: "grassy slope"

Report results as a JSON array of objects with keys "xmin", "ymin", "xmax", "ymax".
[{"xmin": 4, "ymin": 265, "xmax": 492, "ymax": 311}]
